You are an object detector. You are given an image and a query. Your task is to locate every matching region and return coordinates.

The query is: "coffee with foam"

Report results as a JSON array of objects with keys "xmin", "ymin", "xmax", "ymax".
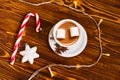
[{"xmin": 56, "ymin": 22, "xmax": 80, "ymax": 46}]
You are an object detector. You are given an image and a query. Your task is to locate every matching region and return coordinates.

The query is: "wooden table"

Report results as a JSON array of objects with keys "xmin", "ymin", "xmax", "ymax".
[{"xmin": 0, "ymin": 0, "xmax": 120, "ymax": 80}]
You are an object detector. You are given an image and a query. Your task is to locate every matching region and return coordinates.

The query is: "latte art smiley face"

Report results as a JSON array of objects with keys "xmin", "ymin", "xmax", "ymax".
[{"xmin": 56, "ymin": 22, "xmax": 80, "ymax": 46}]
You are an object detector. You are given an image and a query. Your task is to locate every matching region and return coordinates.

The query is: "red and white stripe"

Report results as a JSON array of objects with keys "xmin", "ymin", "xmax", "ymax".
[{"xmin": 10, "ymin": 12, "xmax": 41, "ymax": 65}]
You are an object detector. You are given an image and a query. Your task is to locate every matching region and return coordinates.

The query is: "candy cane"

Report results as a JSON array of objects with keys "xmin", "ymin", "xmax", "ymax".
[{"xmin": 10, "ymin": 12, "xmax": 41, "ymax": 65}]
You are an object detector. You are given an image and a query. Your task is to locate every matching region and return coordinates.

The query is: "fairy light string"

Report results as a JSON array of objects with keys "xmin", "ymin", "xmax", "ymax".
[
  {"xmin": 18, "ymin": 0, "xmax": 110, "ymax": 79},
  {"xmin": 48, "ymin": 67, "xmax": 54, "ymax": 77}
]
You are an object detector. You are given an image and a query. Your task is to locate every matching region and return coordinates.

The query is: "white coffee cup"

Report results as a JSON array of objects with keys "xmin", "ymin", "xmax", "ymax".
[{"xmin": 53, "ymin": 19, "xmax": 83, "ymax": 47}]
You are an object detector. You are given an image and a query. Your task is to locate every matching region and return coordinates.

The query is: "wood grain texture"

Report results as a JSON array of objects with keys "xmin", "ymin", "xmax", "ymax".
[{"xmin": 0, "ymin": 0, "xmax": 120, "ymax": 80}]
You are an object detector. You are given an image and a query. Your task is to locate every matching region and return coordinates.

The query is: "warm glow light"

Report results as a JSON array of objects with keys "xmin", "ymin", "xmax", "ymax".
[
  {"xmin": 6, "ymin": 31, "xmax": 16, "ymax": 35},
  {"xmin": 40, "ymin": 28, "xmax": 42, "ymax": 31},
  {"xmin": 76, "ymin": 64, "xmax": 81, "ymax": 69},
  {"xmin": 73, "ymin": 1, "xmax": 77, "ymax": 8},
  {"xmin": 98, "ymin": 19, "xmax": 103, "ymax": 26},
  {"xmin": 23, "ymin": 31, "xmax": 26, "ymax": 36},
  {"xmin": 100, "ymin": 19, "xmax": 103, "ymax": 23},
  {"xmin": 103, "ymin": 54, "xmax": 110, "ymax": 56},
  {"xmin": 48, "ymin": 67, "xmax": 54, "ymax": 77}
]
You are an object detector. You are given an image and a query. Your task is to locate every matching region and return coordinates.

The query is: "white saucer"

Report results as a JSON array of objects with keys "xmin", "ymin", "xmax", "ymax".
[{"xmin": 48, "ymin": 26, "xmax": 87, "ymax": 58}]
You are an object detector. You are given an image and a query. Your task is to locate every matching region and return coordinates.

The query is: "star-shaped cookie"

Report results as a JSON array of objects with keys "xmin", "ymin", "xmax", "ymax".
[{"xmin": 19, "ymin": 44, "xmax": 39, "ymax": 64}]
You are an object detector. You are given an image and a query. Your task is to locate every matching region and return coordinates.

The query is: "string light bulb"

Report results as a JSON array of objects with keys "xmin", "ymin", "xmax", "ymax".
[
  {"xmin": 48, "ymin": 67, "xmax": 54, "ymax": 78},
  {"xmin": 76, "ymin": 64, "xmax": 81, "ymax": 69},
  {"xmin": 103, "ymin": 53, "xmax": 110, "ymax": 56},
  {"xmin": 22, "ymin": 31, "xmax": 26, "ymax": 36},
  {"xmin": 98, "ymin": 19, "xmax": 103, "ymax": 26},
  {"xmin": 73, "ymin": 1, "xmax": 77, "ymax": 8},
  {"xmin": 40, "ymin": 28, "xmax": 42, "ymax": 31}
]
